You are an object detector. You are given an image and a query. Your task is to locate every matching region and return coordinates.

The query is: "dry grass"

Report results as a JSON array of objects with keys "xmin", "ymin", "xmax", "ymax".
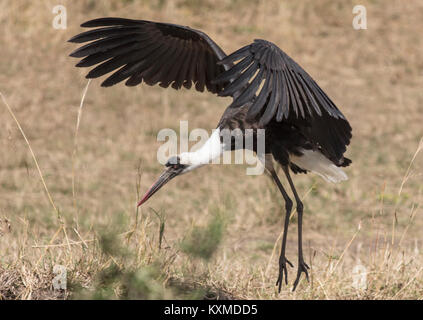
[{"xmin": 1, "ymin": 0, "xmax": 423, "ymax": 300}]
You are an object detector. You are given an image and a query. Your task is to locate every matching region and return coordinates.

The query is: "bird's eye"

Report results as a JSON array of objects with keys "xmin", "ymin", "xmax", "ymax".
[{"xmin": 172, "ymin": 164, "xmax": 179, "ymax": 169}]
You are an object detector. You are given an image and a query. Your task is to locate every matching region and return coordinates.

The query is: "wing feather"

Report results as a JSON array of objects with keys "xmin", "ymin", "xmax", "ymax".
[
  {"xmin": 214, "ymin": 39, "xmax": 347, "ymax": 123},
  {"xmin": 69, "ymin": 17, "xmax": 229, "ymax": 94},
  {"xmin": 214, "ymin": 39, "xmax": 351, "ymax": 163}
]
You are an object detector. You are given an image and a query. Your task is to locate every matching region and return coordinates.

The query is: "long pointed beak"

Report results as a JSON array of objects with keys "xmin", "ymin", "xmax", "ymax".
[{"xmin": 137, "ymin": 168, "xmax": 179, "ymax": 207}]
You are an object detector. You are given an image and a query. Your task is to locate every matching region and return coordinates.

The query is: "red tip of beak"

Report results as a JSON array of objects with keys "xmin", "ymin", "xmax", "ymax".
[
  {"xmin": 136, "ymin": 167, "xmax": 177, "ymax": 208},
  {"xmin": 137, "ymin": 188, "xmax": 152, "ymax": 207}
]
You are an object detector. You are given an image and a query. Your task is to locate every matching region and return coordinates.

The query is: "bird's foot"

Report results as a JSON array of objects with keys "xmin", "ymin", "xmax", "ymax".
[
  {"xmin": 276, "ymin": 255, "xmax": 293, "ymax": 292},
  {"xmin": 292, "ymin": 259, "xmax": 310, "ymax": 291}
]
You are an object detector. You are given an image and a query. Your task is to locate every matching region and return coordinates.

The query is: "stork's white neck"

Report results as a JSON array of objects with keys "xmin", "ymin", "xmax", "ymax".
[{"xmin": 179, "ymin": 129, "xmax": 224, "ymax": 168}]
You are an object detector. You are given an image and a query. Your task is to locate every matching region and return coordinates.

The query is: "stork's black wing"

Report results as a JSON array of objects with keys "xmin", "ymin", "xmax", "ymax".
[
  {"xmin": 69, "ymin": 18, "xmax": 229, "ymax": 93},
  {"xmin": 214, "ymin": 39, "xmax": 347, "ymax": 125},
  {"xmin": 215, "ymin": 39, "xmax": 352, "ymax": 163}
]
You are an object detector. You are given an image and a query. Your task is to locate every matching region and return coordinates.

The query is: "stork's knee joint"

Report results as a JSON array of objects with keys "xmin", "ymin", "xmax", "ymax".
[
  {"xmin": 296, "ymin": 201, "xmax": 304, "ymax": 213},
  {"xmin": 285, "ymin": 199, "xmax": 293, "ymax": 212}
]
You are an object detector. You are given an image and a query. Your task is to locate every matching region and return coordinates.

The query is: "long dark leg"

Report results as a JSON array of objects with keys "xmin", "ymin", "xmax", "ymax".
[
  {"xmin": 270, "ymin": 170, "xmax": 294, "ymax": 292},
  {"xmin": 282, "ymin": 166, "xmax": 310, "ymax": 291}
]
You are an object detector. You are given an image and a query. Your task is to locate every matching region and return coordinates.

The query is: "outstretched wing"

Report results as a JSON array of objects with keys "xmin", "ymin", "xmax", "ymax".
[
  {"xmin": 214, "ymin": 39, "xmax": 347, "ymax": 126},
  {"xmin": 215, "ymin": 39, "xmax": 352, "ymax": 163},
  {"xmin": 69, "ymin": 18, "xmax": 229, "ymax": 93}
]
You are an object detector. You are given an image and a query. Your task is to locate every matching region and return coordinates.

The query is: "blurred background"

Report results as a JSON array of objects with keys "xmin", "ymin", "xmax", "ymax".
[{"xmin": 0, "ymin": 0, "xmax": 422, "ymax": 299}]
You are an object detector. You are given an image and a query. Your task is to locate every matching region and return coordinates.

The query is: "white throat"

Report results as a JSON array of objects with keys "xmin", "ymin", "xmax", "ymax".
[{"xmin": 179, "ymin": 129, "xmax": 224, "ymax": 168}]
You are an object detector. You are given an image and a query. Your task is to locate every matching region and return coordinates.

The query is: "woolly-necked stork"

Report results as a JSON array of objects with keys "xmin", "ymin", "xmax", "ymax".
[{"xmin": 69, "ymin": 18, "xmax": 352, "ymax": 291}]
